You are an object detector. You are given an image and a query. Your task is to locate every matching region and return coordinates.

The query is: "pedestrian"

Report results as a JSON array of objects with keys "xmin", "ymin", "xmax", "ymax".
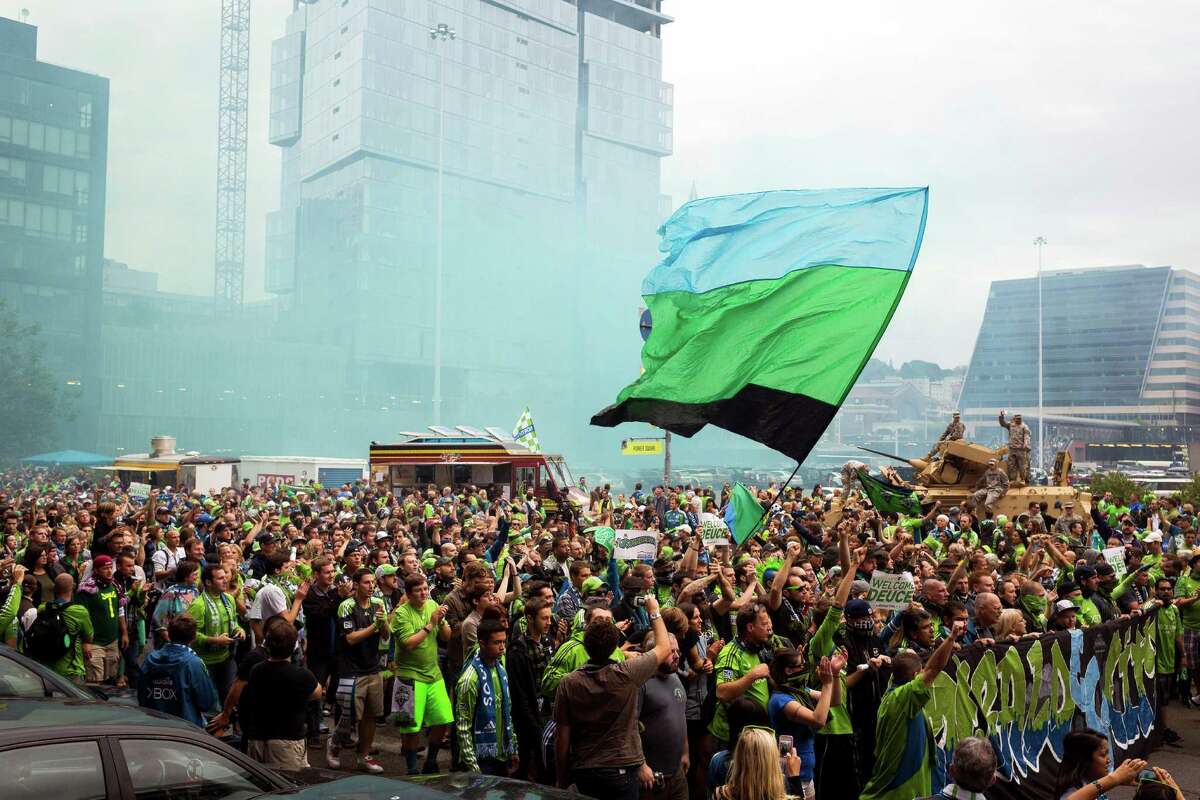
[
  {"xmin": 30, "ymin": 572, "xmax": 91, "ymax": 685},
  {"xmin": 240, "ymin": 617, "xmax": 321, "ymax": 771},
  {"xmin": 636, "ymin": 632, "xmax": 689, "ymax": 800},
  {"xmin": 915, "ymin": 736, "xmax": 997, "ymax": 800},
  {"xmin": 553, "ymin": 594, "xmax": 673, "ymax": 800},
  {"xmin": 74, "ymin": 554, "xmax": 126, "ymax": 686},
  {"xmin": 327, "ymin": 568, "xmax": 389, "ymax": 773},
  {"xmin": 1054, "ymin": 728, "xmax": 1146, "ymax": 800},
  {"xmin": 859, "ymin": 620, "xmax": 966, "ymax": 800},
  {"xmin": 187, "ymin": 563, "xmax": 246, "ymax": 702},
  {"xmin": 455, "ymin": 617, "xmax": 518, "ymax": 775},
  {"xmin": 137, "ymin": 615, "xmax": 219, "ymax": 726},
  {"xmin": 390, "ymin": 571, "xmax": 452, "ymax": 775}
]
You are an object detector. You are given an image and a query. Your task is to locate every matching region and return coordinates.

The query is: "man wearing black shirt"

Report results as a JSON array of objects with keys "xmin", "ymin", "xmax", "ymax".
[
  {"xmin": 328, "ymin": 568, "xmax": 389, "ymax": 774},
  {"xmin": 240, "ymin": 619, "xmax": 320, "ymax": 770},
  {"xmin": 301, "ymin": 557, "xmax": 339, "ymax": 746}
]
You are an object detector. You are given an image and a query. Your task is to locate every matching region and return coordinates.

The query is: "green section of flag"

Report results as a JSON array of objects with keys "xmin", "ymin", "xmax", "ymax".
[
  {"xmin": 728, "ymin": 482, "xmax": 766, "ymax": 546},
  {"xmin": 616, "ymin": 266, "xmax": 908, "ymax": 409},
  {"xmin": 856, "ymin": 468, "xmax": 921, "ymax": 516},
  {"xmin": 513, "ymin": 406, "xmax": 541, "ymax": 452}
]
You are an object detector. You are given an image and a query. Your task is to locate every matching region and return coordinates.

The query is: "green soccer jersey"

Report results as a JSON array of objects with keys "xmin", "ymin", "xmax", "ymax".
[
  {"xmin": 390, "ymin": 599, "xmax": 441, "ymax": 683},
  {"xmin": 1175, "ymin": 570, "xmax": 1200, "ymax": 631},
  {"xmin": 859, "ymin": 678, "xmax": 935, "ymax": 800},
  {"xmin": 76, "ymin": 583, "xmax": 121, "ymax": 645},
  {"xmin": 39, "ymin": 601, "xmax": 92, "ymax": 678},
  {"xmin": 710, "ymin": 639, "xmax": 767, "ymax": 741},
  {"xmin": 187, "ymin": 591, "xmax": 241, "ymax": 665},
  {"xmin": 1154, "ymin": 603, "xmax": 1181, "ymax": 674}
]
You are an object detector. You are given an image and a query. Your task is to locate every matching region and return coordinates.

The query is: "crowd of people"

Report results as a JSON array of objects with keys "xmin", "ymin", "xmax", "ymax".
[{"xmin": 0, "ymin": 464, "xmax": 1194, "ymax": 800}]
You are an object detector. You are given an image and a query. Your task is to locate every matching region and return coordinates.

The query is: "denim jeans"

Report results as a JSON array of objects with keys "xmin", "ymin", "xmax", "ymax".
[{"xmin": 574, "ymin": 765, "xmax": 641, "ymax": 800}]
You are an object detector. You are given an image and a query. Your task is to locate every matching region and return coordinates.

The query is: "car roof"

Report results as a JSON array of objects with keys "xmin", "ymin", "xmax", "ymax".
[
  {"xmin": 276, "ymin": 773, "xmax": 584, "ymax": 800},
  {"xmin": 0, "ymin": 697, "xmax": 197, "ymax": 735}
]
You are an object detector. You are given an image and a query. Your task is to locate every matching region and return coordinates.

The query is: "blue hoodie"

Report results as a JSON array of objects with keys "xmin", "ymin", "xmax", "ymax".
[{"xmin": 137, "ymin": 643, "xmax": 219, "ymax": 726}]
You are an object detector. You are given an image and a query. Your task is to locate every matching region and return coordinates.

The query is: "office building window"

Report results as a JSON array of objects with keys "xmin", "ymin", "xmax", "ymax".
[
  {"xmin": 78, "ymin": 94, "xmax": 92, "ymax": 129},
  {"xmin": 74, "ymin": 222, "xmax": 87, "ymax": 244},
  {"xmin": 0, "ymin": 156, "xmax": 25, "ymax": 183}
]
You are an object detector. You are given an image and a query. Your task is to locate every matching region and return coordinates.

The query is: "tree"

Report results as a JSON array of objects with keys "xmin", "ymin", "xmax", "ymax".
[
  {"xmin": 1084, "ymin": 471, "xmax": 1146, "ymax": 501},
  {"xmin": 859, "ymin": 358, "xmax": 896, "ymax": 381},
  {"xmin": 898, "ymin": 359, "xmax": 947, "ymax": 380},
  {"xmin": 1178, "ymin": 473, "xmax": 1200, "ymax": 508},
  {"xmin": 0, "ymin": 298, "xmax": 72, "ymax": 460}
]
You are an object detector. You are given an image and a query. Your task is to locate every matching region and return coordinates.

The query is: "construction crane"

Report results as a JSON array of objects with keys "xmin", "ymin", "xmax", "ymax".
[{"xmin": 214, "ymin": 0, "xmax": 250, "ymax": 310}]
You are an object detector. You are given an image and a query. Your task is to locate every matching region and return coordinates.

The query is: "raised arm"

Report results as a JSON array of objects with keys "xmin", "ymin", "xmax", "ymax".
[{"xmin": 922, "ymin": 619, "xmax": 965, "ymax": 685}]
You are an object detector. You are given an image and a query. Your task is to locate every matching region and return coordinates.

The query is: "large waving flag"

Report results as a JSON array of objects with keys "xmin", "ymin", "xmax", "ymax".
[{"xmin": 592, "ymin": 187, "xmax": 928, "ymax": 462}]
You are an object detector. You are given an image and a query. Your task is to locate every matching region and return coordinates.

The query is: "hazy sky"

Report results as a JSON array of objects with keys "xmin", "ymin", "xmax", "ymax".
[{"xmin": 22, "ymin": 1, "xmax": 1200, "ymax": 365}]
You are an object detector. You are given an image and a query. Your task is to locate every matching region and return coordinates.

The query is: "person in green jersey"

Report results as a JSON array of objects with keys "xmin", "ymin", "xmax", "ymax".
[
  {"xmin": 40, "ymin": 573, "xmax": 93, "ymax": 683},
  {"xmin": 1176, "ymin": 554, "xmax": 1200, "ymax": 705},
  {"xmin": 540, "ymin": 598, "xmax": 625, "ymax": 703},
  {"xmin": 74, "ymin": 555, "xmax": 126, "ymax": 685},
  {"xmin": 455, "ymin": 617, "xmax": 517, "ymax": 775},
  {"xmin": 186, "ymin": 564, "xmax": 246, "ymax": 702},
  {"xmin": 860, "ymin": 618, "xmax": 966, "ymax": 800},
  {"xmin": 1151, "ymin": 577, "xmax": 1184, "ymax": 746},
  {"xmin": 391, "ymin": 572, "xmax": 451, "ymax": 775}
]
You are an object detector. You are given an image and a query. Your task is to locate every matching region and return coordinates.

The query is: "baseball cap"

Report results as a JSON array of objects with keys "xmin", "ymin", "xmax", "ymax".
[
  {"xmin": 1073, "ymin": 565, "xmax": 1097, "ymax": 581},
  {"xmin": 255, "ymin": 531, "xmax": 275, "ymax": 544},
  {"xmin": 375, "ymin": 564, "xmax": 398, "ymax": 579},
  {"xmin": 1144, "ymin": 531, "xmax": 1163, "ymax": 544},
  {"xmin": 845, "ymin": 599, "xmax": 872, "ymax": 619},
  {"xmin": 580, "ymin": 576, "xmax": 609, "ymax": 596},
  {"xmin": 93, "ymin": 555, "xmax": 113, "ymax": 567},
  {"xmin": 375, "ymin": 530, "xmax": 391, "ymax": 540},
  {"xmin": 1053, "ymin": 599, "xmax": 1077, "ymax": 616},
  {"xmin": 850, "ymin": 579, "xmax": 871, "ymax": 596}
]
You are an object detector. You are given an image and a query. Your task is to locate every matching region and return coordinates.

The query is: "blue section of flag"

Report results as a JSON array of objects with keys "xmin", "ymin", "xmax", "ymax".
[{"xmin": 642, "ymin": 187, "xmax": 929, "ymax": 296}]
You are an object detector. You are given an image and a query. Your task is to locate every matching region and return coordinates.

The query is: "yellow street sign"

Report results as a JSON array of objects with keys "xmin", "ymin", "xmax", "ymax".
[{"xmin": 621, "ymin": 438, "xmax": 664, "ymax": 456}]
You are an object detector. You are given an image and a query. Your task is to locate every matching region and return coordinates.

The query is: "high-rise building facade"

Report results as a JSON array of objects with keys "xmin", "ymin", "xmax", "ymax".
[
  {"xmin": 0, "ymin": 16, "xmax": 109, "ymax": 444},
  {"xmin": 959, "ymin": 264, "xmax": 1200, "ymax": 466},
  {"xmin": 265, "ymin": 0, "xmax": 673, "ymax": 455}
]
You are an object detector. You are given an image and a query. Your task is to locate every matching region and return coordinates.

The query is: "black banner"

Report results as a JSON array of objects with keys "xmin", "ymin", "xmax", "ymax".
[{"xmin": 927, "ymin": 611, "xmax": 1158, "ymax": 799}]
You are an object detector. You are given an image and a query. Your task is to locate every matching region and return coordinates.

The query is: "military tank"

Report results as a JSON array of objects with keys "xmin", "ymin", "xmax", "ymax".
[{"xmin": 852, "ymin": 438, "xmax": 1091, "ymax": 519}]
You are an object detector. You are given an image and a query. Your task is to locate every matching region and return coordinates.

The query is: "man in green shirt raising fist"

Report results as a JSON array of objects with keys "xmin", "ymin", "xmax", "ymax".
[
  {"xmin": 391, "ymin": 572, "xmax": 451, "ymax": 775},
  {"xmin": 186, "ymin": 564, "xmax": 245, "ymax": 702}
]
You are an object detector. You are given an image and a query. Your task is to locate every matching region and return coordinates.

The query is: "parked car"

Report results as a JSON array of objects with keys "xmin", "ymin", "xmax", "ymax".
[
  {"xmin": 0, "ymin": 642, "xmax": 96, "ymax": 700},
  {"xmin": 0, "ymin": 696, "xmax": 584, "ymax": 800}
]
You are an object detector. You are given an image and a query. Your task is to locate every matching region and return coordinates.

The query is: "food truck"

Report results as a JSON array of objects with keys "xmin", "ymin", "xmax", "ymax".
[
  {"xmin": 108, "ymin": 436, "xmax": 239, "ymax": 494},
  {"xmin": 237, "ymin": 456, "xmax": 367, "ymax": 488},
  {"xmin": 368, "ymin": 426, "xmax": 577, "ymax": 501}
]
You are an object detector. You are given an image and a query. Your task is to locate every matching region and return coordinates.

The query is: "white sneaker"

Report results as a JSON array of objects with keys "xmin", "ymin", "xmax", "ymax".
[
  {"xmin": 359, "ymin": 756, "xmax": 384, "ymax": 774},
  {"xmin": 326, "ymin": 738, "xmax": 341, "ymax": 770},
  {"xmin": 1191, "ymin": 693, "xmax": 1200, "ymax": 706}
]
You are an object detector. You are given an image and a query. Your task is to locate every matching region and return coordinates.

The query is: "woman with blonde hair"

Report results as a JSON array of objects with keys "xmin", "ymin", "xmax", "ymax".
[
  {"xmin": 714, "ymin": 726, "xmax": 802, "ymax": 800},
  {"xmin": 994, "ymin": 607, "xmax": 1027, "ymax": 640}
]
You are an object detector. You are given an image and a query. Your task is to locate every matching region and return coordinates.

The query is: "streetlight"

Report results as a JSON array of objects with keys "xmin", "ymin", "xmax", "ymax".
[
  {"xmin": 1034, "ymin": 236, "xmax": 1046, "ymax": 481},
  {"xmin": 430, "ymin": 22, "xmax": 455, "ymax": 426}
]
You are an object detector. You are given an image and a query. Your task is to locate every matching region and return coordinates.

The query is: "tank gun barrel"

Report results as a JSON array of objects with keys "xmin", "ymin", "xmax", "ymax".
[{"xmin": 856, "ymin": 446, "xmax": 929, "ymax": 472}]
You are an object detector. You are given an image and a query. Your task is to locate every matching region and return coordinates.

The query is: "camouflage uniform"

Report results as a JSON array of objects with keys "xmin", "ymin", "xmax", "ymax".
[
  {"xmin": 998, "ymin": 412, "xmax": 1032, "ymax": 484},
  {"xmin": 1054, "ymin": 512, "xmax": 1083, "ymax": 535},
  {"xmin": 840, "ymin": 460, "xmax": 868, "ymax": 493},
  {"xmin": 926, "ymin": 415, "xmax": 965, "ymax": 459},
  {"xmin": 968, "ymin": 464, "xmax": 1009, "ymax": 512}
]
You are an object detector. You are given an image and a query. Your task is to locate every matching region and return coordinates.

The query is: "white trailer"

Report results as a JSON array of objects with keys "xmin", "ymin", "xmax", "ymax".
[{"xmin": 237, "ymin": 456, "xmax": 367, "ymax": 488}]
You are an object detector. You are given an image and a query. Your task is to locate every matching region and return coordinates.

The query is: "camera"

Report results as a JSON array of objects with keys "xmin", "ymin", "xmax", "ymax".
[{"xmin": 778, "ymin": 734, "xmax": 793, "ymax": 757}]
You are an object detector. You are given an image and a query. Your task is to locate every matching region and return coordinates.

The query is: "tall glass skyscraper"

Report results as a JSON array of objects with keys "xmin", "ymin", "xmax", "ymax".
[
  {"xmin": 959, "ymin": 264, "xmax": 1200, "ymax": 465},
  {"xmin": 0, "ymin": 16, "xmax": 109, "ymax": 445},
  {"xmin": 265, "ymin": 0, "xmax": 673, "ymax": 456}
]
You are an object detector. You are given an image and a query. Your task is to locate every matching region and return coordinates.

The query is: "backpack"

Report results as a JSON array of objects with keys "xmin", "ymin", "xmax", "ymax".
[{"xmin": 26, "ymin": 602, "xmax": 75, "ymax": 663}]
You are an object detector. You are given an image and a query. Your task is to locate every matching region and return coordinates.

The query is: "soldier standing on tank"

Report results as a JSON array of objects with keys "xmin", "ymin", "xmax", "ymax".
[
  {"xmin": 926, "ymin": 411, "xmax": 966, "ymax": 459},
  {"xmin": 1053, "ymin": 501, "xmax": 1083, "ymax": 535},
  {"xmin": 966, "ymin": 459, "xmax": 1009, "ymax": 514},
  {"xmin": 998, "ymin": 411, "xmax": 1032, "ymax": 486}
]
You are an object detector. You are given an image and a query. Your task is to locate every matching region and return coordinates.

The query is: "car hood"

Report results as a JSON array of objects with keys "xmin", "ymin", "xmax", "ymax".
[{"xmin": 264, "ymin": 773, "xmax": 583, "ymax": 800}]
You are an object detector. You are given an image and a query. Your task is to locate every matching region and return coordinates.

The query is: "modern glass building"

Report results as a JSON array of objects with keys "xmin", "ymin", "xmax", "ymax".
[
  {"xmin": 264, "ymin": 0, "xmax": 674, "ymax": 456},
  {"xmin": 959, "ymin": 264, "xmax": 1200, "ymax": 466},
  {"xmin": 0, "ymin": 16, "xmax": 109, "ymax": 445}
]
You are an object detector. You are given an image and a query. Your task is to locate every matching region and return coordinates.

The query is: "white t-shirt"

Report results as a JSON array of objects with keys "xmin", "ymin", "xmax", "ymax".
[
  {"xmin": 249, "ymin": 582, "xmax": 288, "ymax": 623},
  {"xmin": 151, "ymin": 546, "xmax": 186, "ymax": 584}
]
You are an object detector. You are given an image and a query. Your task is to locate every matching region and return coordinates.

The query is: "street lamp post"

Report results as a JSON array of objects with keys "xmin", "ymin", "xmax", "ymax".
[
  {"xmin": 1034, "ymin": 236, "xmax": 1047, "ymax": 480},
  {"xmin": 430, "ymin": 22, "xmax": 454, "ymax": 426}
]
